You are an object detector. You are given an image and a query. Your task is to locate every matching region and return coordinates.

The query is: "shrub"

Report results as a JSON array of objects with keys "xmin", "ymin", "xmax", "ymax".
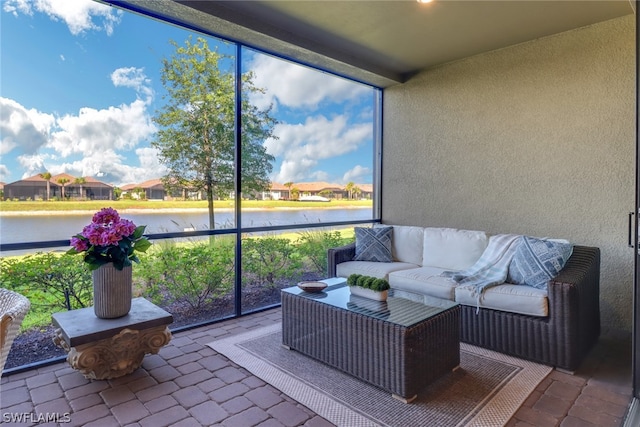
[
  {"xmin": 242, "ymin": 236, "xmax": 302, "ymax": 287},
  {"xmin": 294, "ymin": 229, "xmax": 352, "ymax": 275},
  {"xmin": 137, "ymin": 238, "xmax": 235, "ymax": 309},
  {"xmin": 0, "ymin": 252, "xmax": 93, "ymax": 329}
]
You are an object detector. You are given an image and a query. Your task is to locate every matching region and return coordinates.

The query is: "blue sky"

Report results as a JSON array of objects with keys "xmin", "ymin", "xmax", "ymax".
[{"xmin": 0, "ymin": 0, "xmax": 375, "ymax": 187}]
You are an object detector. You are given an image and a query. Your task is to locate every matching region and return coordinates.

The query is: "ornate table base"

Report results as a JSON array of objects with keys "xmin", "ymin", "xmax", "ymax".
[
  {"xmin": 54, "ymin": 325, "xmax": 172, "ymax": 380},
  {"xmin": 52, "ymin": 298, "xmax": 173, "ymax": 380}
]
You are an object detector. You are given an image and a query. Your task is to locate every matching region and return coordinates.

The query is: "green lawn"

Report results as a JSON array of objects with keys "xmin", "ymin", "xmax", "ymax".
[{"xmin": 0, "ymin": 199, "xmax": 372, "ymax": 212}]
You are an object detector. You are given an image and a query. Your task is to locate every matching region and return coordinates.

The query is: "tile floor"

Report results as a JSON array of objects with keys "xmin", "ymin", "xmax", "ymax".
[{"xmin": 0, "ymin": 307, "xmax": 634, "ymax": 427}]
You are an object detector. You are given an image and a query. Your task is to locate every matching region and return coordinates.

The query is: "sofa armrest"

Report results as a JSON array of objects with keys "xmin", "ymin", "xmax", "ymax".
[
  {"xmin": 547, "ymin": 245, "xmax": 601, "ymax": 368},
  {"xmin": 327, "ymin": 242, "xmax": 356, "ymax": 277}
]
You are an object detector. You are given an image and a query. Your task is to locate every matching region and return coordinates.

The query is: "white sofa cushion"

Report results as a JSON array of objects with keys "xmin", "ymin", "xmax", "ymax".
[
  {"xmin": 336, "ymin": 261, "xmax": 418, "ymax": 281},
  {"xmin": 389, "ymin": 266, "xmax": 458, "ymax": 300},
  {"xmin": 454, "ymin": 283, "xmax": 548, "ymax": 317},
  {"xmin": 375, "ymin": 224, "xmax": 424, "ymax": 265},
  {"xmin": 422, "ymin": 228, "xmax": 489, "ymax": 270}
]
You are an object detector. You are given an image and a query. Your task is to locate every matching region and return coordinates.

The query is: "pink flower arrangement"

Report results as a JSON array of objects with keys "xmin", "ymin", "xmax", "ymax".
[{"xmin": 67, "ymin": 207, "xmax": 151, "ymax": 270}]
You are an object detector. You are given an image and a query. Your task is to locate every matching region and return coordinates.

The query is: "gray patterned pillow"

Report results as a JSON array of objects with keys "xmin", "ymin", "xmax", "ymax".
[
  {"xmin": 508, "ymin": 236, "xmax": 573, "ymax": 290},
  {"xmin": 353, "ymin": 227, "xmax": 393, "ymax": 263}
]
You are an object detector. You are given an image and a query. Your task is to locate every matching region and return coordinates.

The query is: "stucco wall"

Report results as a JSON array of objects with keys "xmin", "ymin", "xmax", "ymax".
[{"xmin": 382, "ymin": 15, "xmax": 635, "ymax": 331}]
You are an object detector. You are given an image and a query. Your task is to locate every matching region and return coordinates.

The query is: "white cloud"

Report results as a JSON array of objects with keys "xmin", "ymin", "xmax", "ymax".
[
  {"xmin": 0, "ymin": 164, "xmax": 11, "ymax": 182},
  {"xmin": 131, "ymin": 146, "xmax": 167, "ymax": 180},
  {"xmin": 48, "ymin": 99, "xmax": 156, "ymax": 157},
  {"xmin": 53, "ymin": 151, "xmax": 132, "ymax": 186},
  {"xmin": 265, "ymin": 114, "xmax": 371, "ymax": 183},
  {"xmin": 276, "ymin": 158, "xmax": 317, "ymax": 184},
  {"xmin": 17, "ymin": 153, "xmax": 48, "ymax": 178},
  {"xmin": 343, "ymin": 165, "xmax": 370, "ymax": 183},
  {"xmin": 249, "ymin": 54, "xmax": 370, "ymax": 110},
  {"xmin": 111, "ymin": 67, "xmax": 146, "ymax": 89},
  {"xmin": 15, "ymin": 148, "xmax": 164, "ymax": 187},
  {"xmin": 1, "ymin": 97, "xmax": 55, "ymax": 155},
  {"xmin": 310, "ymin": 170, "xmax": 330, "ymax": 182},
  {"xmin": 2, "ymin": 0, "xmax": 32, "ymax": 16},
  {"xmin": 111, "ymin": 67, "xmax": 154, "ymax": 103},
  {"xmin": 3, "ymin": 65, "xmax": 158, "ymax": 186},
  {"xmin": 3, "ymin": 0, "xmax": 123, "ymax": 35}
]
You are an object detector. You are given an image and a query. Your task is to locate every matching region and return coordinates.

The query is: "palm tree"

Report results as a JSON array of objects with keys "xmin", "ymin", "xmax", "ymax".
[
  {"xmin": 290, "ymin": 187, "xmax": 300, "ymax": 201},
  {"xmin": 57, "ymin": 177, "xmax": 70, "ymax": 200},
  {"xmin": 74, "ymin": 177, "xmax": 86, "ymax": 200},
  {"xmin": 345, "ymin": 182, "xmax": 355, "ymax": 200},
  {"xmin": 283, "ymin": 182, "xmax": 294, "ymax": 200},
  {"xmin": 352, "ymin": 186, "xmax": 362, "ymax": 200},
  {"xmin": 39, "ymin": 172, "xmax": 51, "ymax": 201}
]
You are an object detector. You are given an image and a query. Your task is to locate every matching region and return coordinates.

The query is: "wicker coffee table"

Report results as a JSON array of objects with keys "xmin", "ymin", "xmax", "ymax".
[{"xmin": 281, "ymin": 278, "xmax": 460, "ymax": 403}]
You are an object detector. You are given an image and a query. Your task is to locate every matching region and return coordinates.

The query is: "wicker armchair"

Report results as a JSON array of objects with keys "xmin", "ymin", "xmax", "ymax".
[{"xmin": 1, "ymin": 289, "xmax": 30, "ymax": 374}]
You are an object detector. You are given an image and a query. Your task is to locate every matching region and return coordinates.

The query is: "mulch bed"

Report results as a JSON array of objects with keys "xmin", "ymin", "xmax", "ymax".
[{"xmin": 4, "ymin": 285, "xmax": 288, "ymax": 371}]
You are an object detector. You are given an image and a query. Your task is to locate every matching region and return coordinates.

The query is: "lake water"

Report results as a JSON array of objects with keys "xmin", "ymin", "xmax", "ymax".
[{"xmin": 0, "ymin": 207, "xmax": 373, "ymax": 247}]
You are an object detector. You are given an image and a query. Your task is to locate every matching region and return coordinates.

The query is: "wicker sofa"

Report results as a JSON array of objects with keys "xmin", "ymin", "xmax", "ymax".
[{"xmin": 327, "ymin": 225, "xmax": 600, "ymax": 372}]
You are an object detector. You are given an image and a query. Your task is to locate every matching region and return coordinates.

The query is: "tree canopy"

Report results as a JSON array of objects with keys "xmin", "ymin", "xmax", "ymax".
[{"xmin": 152, "ymin": 37, "xmax": 277, "ymax": 228}]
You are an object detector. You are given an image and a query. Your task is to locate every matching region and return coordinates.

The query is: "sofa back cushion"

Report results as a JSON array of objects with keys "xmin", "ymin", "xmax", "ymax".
[
  {"xmin": 375, "ymin": 224, "xmax": 424, "ymax": 265},
  {"xmin": 422, "ymin": 227, "xmax": 489, "ymax": 270}
]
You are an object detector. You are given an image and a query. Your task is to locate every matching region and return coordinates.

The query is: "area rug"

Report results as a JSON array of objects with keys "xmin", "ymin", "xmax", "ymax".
[{"xmin": 207, "ymin": 323, "xmax": 552, "ymax": 427}]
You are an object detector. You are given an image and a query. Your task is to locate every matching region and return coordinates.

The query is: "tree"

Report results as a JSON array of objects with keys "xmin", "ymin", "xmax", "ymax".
[
  {"xmin": 352, "ymin": 186, "xmax": 361, "ymax": 200},
  {"xmin": 39, "ymin": 172, "xmax": 51, "ymax": 201},
  {"xmin": 152, "ymin": 37, "xmax": 277, "ymax": 229},
  {"xmin": 133, "ymin": 187, "xmax": 146, "ymax": 200},
  {"xmin": 57, "ymin": 177, "xmax": 70, "ymax": 200},
  {"xmin": 290, "ymin": 187, "xmax": 300, "ymax": 201},
  {"xmin": 345, "ymin": 182, "xmax": 355, "ymax": 200},
  {"xmin": 283, "ymin": 182, "xmax": 293, "ymax": 200},
  {"xmin": 74, "ymin": 177, "xmax": 86, "ymax": 200},
  {"xmin": 318, "ymin": 189, "xmax": 333, "ymax": 199}
]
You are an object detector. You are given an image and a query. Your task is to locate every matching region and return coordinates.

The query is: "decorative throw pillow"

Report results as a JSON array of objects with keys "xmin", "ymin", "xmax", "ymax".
[
  {"xmin": 353, "ymin": 227, "xmax": 393, "ymax": 263},
  {"xmin": 508, "ymin": 236, "xmax": 573, "ymax": 290}
]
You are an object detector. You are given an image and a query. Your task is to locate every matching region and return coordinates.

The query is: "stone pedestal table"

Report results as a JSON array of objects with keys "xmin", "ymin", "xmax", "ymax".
[{"xmin": 52, "ymin": 297, "xmax": 173, "ymax": 380}]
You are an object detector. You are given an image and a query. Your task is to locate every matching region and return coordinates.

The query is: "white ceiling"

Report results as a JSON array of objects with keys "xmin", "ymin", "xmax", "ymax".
[{"xmin": 122, "ymin": 0, "xmax": 635, "ymax": 87}]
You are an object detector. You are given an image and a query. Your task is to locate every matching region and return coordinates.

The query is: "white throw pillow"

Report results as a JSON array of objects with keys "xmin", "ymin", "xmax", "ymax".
[
  {"xmin": 375, "ymin": 224, "xmax": 424, "ymax": 265},
  {"xmin": 422, "ymin": 227, "xmax": 488, "ymax": 270}
]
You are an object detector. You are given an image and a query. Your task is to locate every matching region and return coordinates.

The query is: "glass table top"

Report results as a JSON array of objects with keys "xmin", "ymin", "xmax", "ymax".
[{"xmin": 282, "ymin": 278, "xmax": 458, "ymax": 327}]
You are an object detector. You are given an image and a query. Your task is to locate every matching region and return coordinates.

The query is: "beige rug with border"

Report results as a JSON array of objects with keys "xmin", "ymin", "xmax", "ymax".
[{"xmin": 208, "ymin": 323, "xmax": 552, "ymax": 427}]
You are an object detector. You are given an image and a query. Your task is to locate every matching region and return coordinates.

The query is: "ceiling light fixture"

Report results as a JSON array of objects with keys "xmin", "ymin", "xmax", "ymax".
[{"xmin": 417, "ymin": 0, "xmax": 434, "ymax": 3}]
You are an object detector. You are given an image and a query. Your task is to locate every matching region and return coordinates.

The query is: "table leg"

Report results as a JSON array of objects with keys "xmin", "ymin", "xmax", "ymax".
[{"xmin": 53, "ymin": 326, "xmax": 172, "ymax": 380}]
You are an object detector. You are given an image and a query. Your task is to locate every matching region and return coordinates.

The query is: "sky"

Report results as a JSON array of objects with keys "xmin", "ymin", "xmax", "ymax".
[{"xmin": 0, "ymin": 0, "xmax": 376, "ymax": 188}]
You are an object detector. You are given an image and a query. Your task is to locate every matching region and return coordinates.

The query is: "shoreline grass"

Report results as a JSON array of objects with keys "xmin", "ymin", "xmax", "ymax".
[{"xmin": 0, "ymin": 199, "xmax": 373, "ymax": 214}]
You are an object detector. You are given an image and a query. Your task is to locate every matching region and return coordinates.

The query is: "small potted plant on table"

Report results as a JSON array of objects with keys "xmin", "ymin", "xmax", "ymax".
[
  {"xmin": 346, "ymin": 274, "xmax": 390, "ymax": 301},
  {"xmin": 67, "ymin": 207, "xmax": 151, "ymax": 319}
]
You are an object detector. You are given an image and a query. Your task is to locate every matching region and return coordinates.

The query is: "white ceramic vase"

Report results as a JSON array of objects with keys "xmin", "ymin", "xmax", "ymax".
[{"xmin": 349, "ymin": 286, "xmax": 388, "ymax": 301}]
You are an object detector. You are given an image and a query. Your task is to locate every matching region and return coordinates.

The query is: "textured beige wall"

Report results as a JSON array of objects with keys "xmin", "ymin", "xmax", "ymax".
[{"xmin": 383, "ymin": 15, "xmax": 635, "ymax": 331}]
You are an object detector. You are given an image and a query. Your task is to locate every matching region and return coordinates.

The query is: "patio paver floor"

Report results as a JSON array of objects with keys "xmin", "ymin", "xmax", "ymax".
[{"xmin": 1, "ymin": 307, "xmax": 633, "ymax": 426}]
